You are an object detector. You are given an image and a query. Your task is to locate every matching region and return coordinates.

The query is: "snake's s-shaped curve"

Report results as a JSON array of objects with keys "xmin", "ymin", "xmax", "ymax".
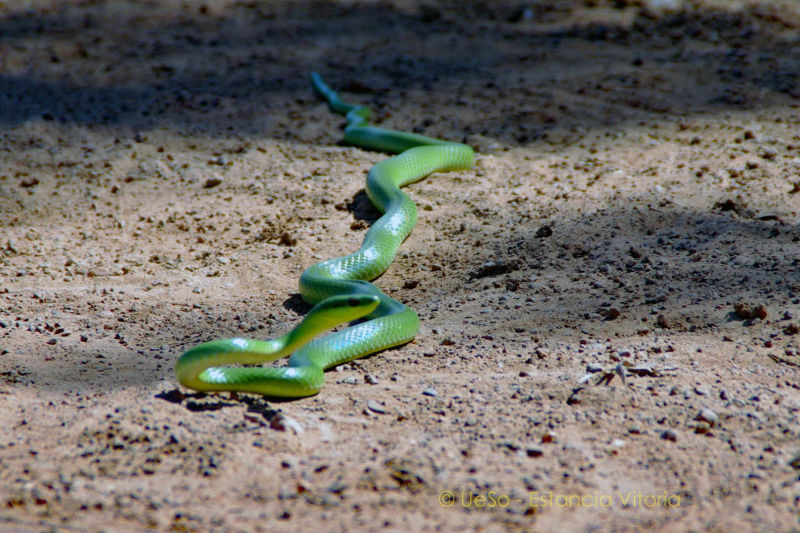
[{"xmin": 175, "ymin": 73, "xmax": 474, "ymax": 397}]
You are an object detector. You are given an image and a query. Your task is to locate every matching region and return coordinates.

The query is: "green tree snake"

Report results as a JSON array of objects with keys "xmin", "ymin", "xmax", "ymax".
[{"xmin": 174, "ymin": 73, "xmax": 474, "ymax": 398}]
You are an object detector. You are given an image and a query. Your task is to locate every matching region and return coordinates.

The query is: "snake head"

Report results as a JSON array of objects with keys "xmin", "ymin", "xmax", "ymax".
[
  {"xmin": 300, "ymin": 294, "xmax": 380, "ymax": 334},
  {"xmin": 318, "ymin": 293, "xmax": 379, "ymax": 315}
]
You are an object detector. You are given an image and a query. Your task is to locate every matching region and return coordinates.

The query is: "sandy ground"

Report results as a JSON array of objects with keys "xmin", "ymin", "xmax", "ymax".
[{"xmin": 1, "ymin": 0, "xmax": 800, "ymax": 531}]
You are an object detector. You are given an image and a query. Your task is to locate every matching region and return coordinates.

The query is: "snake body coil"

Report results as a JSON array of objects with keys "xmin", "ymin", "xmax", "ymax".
[{"xmin": 175, "ymin": 73, "xmax": 474, "ymax": 397}]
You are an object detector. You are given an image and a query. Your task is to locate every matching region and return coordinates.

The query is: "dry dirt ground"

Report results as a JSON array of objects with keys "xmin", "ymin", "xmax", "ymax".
[{"xmin": 1, "ymin": 0, "xmax": 800, "ymax": 531}]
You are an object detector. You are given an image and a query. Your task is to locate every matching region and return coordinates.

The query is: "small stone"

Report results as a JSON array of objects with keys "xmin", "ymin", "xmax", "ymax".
[
  {"xmin": 326, "ymin": 482, "xmax": 347, "ymax": 495},
  {"xmin": 541, "ymin": 431, "xmax": 557, "ymax": 444},
  {"xmin": 403, "ymin": 279, "xmax": 420, "ymax": 290},
  {"xmin": 656, "ymin": 314, "xmax": 670, "ymax": 329},
  {"xmin": 615, "ymin": 364, "xmax": 628, "ymax": 386},
  {"xmin": 367, "ymin": 400, "xmax": 386, "ymax": 415},
  {"xmin": 734, "ymin": 302, "xmax": 767, "ymax": 320},
  {"xmin": 46, "ymin": 338, "xmax": 57, "ymax": 345},
  {"xmin": 694, "ymin": 422, "xmax": 711, "ymax": 434},
  {"xmin": 605, "ymin": 308, "xmax": 621, "ymax": 320},
  {"xmin": 629, "ymin": 364, "xmax": 656, "ymax": 376},
  {"xmin": 203, "ymin": 177, "xmax": 222, "ymax": 188},
  {"xmin": 695, "ymin": 409, "xmax": 719, "ymax": 427},
  {"xmin": 422, "ymin": 388, "xmax": 438, "ymax": 397},
  {"xmin": 364, "ymin": 374, "xmax": 379, "ymax": 385},
  {"xmin": 500, "ymin": 442, "xmax": 520, "ymax": 452},
  {"xmin": 586, "ymin": 363, "xmax": 603, "ymax": 373},
  {"xmin": 526, "ymin": 448, "xmax": 544, "ymax": 458},
  {"xmin": 566, "ymin": 388, "xmax": 582, "ymax": 405},
  {"xmin": 789, "ymin": 453, "xmax": 800, "ymax": 470},
  {"xmin": 660, "ymin": 429, "xmax": 678, "ymax": 442}
]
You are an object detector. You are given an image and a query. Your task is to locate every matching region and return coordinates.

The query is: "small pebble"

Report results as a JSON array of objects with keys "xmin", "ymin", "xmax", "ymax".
[
  {"xmin": 694, "ymin": 422, "xmax": 711, "ymax": 435},
  {"xmin": 541, "ymin": 431, "xmax": 557, "ymax": 444},
  {"xmin": 367, "ymin": 400, "xmax": 386, "ymax": 415},
  {"xmin": 629, "ymin": 364, "xmax": 656, "ymax": 376},
  {"xmin": 422, "ymin": 388, "xmax": 438, "ymax": 397},
  {"xmin": 694, "ymin": 422, "xmax": 711, "ymax": 434},
  {"xmin": 733, "ymin": 302, "xmax": 767, "ymax": 320},
  {"xmin": 660, "ymin": 429, "xmax": 678, "ymax": 442},
  {"xmin": 695, "ymin": 408, "xmax": 719, "ymax": 427},
  {"xmin": 498, "ymin": 442, "xmax": 520, "ymax": 453},
  {"xmin": 789, "ymin": 453, "xmax": 800, "ymax": 470}
]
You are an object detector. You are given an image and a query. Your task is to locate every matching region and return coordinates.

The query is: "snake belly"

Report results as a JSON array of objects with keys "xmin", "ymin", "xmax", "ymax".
[{"xmin": 174, "ymin": 73, "xmax": 474, "ymax": 398}]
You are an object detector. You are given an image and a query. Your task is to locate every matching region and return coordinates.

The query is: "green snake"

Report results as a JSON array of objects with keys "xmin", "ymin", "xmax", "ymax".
[{"xmin": 175, "ymin": 73, "xmax": 474, "ymax": 397}]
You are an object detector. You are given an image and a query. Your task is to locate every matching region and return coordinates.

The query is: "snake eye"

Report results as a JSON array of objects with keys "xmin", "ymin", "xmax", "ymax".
[{"xmin": 348, "ymin": 297, "xmax": 360, "ymax": 306}]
